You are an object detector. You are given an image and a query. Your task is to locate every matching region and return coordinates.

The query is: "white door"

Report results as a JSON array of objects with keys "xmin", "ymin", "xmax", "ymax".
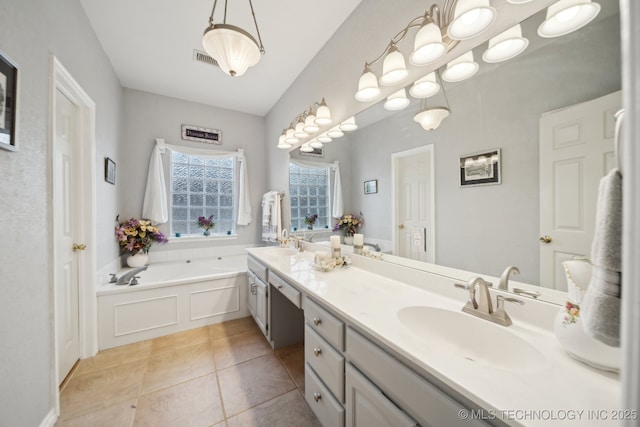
[
  {"xmin": 54, "ymin": 88, "xmax": 81, "ymax": 384},
  {"xmin": 539, "ymin": 91, "xmax": 621, "ymax": 290},
  {"xmin": 392, "ymin": 146, "xmax": 435, "ymax": 263}
]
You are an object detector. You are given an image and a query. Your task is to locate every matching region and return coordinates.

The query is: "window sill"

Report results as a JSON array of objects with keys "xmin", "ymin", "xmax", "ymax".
[{"xmin": 167, "ymin": 234, "xmax": 238, "ymax": 244}]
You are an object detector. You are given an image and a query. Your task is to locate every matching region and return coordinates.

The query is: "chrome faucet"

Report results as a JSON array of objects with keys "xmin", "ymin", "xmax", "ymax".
[
  {"xmin": 498, "ymin": 266, "xmax": 520, "ymax": 290},
  {"xmin": 456, "ymin": 276, "xmax": 524, "ymax": 326},
  {"xmin": 288, "ymin": 236, "xmax": 304, "ymax": 252},
  {"xmin": 115, "ymin": 266, "xmax": 148, "ymax": 286}
]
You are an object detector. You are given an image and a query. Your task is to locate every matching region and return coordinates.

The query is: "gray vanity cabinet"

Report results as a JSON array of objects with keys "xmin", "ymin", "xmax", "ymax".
[
  {"xmin": 247, "ymin": 257, "xmax": 269, "ymax": 339},
  {"xmin": 345, "ymin": 363, "xmax": 418, "ymax": 427}
]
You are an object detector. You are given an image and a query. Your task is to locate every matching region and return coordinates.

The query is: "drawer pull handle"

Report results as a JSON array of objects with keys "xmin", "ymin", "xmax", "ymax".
[
  {"xmin": 313, "ymin": 317, "xmax": 321, "ymax": 326},
  {"xmin": 313, "ymin": 347, "xmax": 322, "ymax": 357},
  {"xmin": 313, "ymin": 392, "xmax": 321, "ymax": 402}
]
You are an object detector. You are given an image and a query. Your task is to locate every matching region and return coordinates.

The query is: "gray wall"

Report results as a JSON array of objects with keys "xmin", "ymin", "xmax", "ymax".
[
  {"xmin": 120, "ymin": 88, "xmax": 267, "ymax": 247},
  {"xmin": 0, "ymin": 0, "xmax": 123, "ymax": 425},
  {"xmin": 345, "ymin": 12, "xmax": 621, "ymax": 284}
]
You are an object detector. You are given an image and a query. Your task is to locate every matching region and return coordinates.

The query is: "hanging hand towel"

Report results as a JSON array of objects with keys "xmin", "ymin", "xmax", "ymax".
[
  {"xmin": 142, "ymin": 144, "xmax": 168, "ymax": 224},
  {"xmin": 582, "ymin": 168, "xmax": 622, "ymax": 347}
]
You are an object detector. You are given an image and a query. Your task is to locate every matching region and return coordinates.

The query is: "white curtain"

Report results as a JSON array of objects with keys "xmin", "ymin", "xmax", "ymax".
[
  {"xmin": 142, "ymin": 138, "xmax": 252, "ymax": 225},
  {"xmin": 289, "ymin": 158, "xmax": 343, "ymax": 219}
]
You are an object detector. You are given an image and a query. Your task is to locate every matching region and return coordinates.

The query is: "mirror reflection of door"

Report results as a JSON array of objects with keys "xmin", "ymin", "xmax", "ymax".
[
  {"xmin": 392, "ymin": 146, "xmax": 435, "ymax": 263},
  {"xmin": 539, "ymin": 91, "xmax": 621, "ymax": 290}
]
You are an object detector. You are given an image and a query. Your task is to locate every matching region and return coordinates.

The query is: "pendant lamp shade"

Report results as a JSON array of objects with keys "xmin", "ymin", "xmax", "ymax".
[
  {"xmin": 277, "ymin": 134, "xmax": 292, "ymax": 149},
  {"xmin": 202, "ymin": 24, "xmax": 261, "ymax": 77},
  {"xmin": 315, "ymin": 101, "xmax": 332, "ymax": 125},
  {"xmin": 300, "ymin": 143, "xmax": 314, "ymax": 153},
  {"xmin": 442, "ymin": 51, "xmax": 479, "ymax": 82},
  {"xmin": 410, "ymin": 72, "xmax": 440, "ymax": 98},
  {"xmin": 384, "ymin": 89, "xmax": 411, "ymax": 111},
  {"xmin": 304, "ymin": 114, "xmax": 319, "ymax": 133},
  {"xmin": 482, "ymin": 24, "xmax": 529, "ymax": 63},
  {"xmin": 285, "ymin": 128, "xmax": 299, "ymax": 144},
  {"xmin": 339, "ymin": 117, "xmax": 358, "ymax": 132},
  {"xmin": 410, "ymin": 19, "xmax": 447, "ymax": 66},
  {"xmin": 309, "ymin": 139, "xmax": 324, "ymax": 149},
  {"xmin": 414, "ymin": 107, "xmax": 450, "ymax": 131},
  {"xmin": 538, "ymin": 0, "xmax": 601, "ymax": 38},
  {"xmin": 447, "ymin": 0, "xmax": 496, "ymax": 40},
  {"xmin": 355, "ymin": 67, "xmax": 382, "ymax": 102},
  {"xmin": 294, "ymin": 121, "xmax": 309, "ymax": 138},
  {"xmin": 380, "ymin": 45, "xmax": 409, "ymax": 86},
  {"xmin": 327, "ymin": 126, "xmax": 344, "ymax": 138},
  {"xmin": 317, "ymin": 133, "xmax": 332, "ymax": 143}
]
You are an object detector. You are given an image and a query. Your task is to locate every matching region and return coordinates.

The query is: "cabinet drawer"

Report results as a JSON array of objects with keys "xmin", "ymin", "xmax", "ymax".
[
  {"xmin": 306, "ymin": 363, "xmax": 345, "ymax": 427},
  {"xmin": 305, "ymin": 297, "xmax": 344, "ymax": 351},
  {"xmin": 305, "ymin": 324, "xmax": 345, "ymax": 402},
  {"xmin": 247, "ymin": 256, "xmax": 268, "ymax": 283},
  {"xmin": 269, "ymin": 271, "xmax": 301, "ymax": 308},
  {"xmin": 346, "ymin": 327, "xmax": 488, "ymax": 427}
]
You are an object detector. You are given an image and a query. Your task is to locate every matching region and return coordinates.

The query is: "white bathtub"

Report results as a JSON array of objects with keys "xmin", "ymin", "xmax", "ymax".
[{"xmin": 97, "ymin": 255, "xmax": 249, "ymax": 349}]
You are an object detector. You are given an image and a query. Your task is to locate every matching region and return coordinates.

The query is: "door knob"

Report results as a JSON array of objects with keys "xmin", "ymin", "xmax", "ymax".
[
  {"xmin": 398, "ymin": 224, "xmax": 405, "ymax": 230},
  {"xmin": 72, "ymin": 243, "xmax": 86, "ymax": 251},
  {"xmin": 539, "ymin": 235, "xmax": 552, "ymax": 244}
]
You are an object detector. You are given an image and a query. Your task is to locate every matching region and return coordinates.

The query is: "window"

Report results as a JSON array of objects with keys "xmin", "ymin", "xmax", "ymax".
[
  {"xmin": 289, "ymin": 163, "xmax": 330, "ymax": 230},
  {"xmin": 170, "ymin": 151, "xmax": 235, "ymax": 235}
]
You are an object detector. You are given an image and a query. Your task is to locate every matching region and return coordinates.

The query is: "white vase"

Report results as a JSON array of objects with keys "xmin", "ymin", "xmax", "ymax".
[
  {"xmin": 344, "ymin": 236, "xmax": 354, "ymax": 245},
  {"xmin": 553, "ymin": 259, "xmax": 620, "ymax": 372},
  {"xmin": 127, "ymin": 252, "xmax": 149, "ymax": 268}
]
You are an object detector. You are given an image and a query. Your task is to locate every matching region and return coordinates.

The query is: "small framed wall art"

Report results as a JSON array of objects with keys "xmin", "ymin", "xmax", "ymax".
[
  {"xmin": 299, "ymin": 146, "xmax": 324, "ymax": 158},
  {"xmin": 0, "ymin": 49, "xmax": 19, "ymax": 152},
  {"xmin": 104, "ymin": 157, "xmax": 116, "ymax": 184},
  {"xmin": 364, "ymin": 179, "xmax": 378, "ymax": 194},
  {"xmin": 459, "ymin": 148, "xmax": 501, "ymax": 187},
  {"xmin": 181, "ymin": 124, "xmax": 222, "ymax": 145}
]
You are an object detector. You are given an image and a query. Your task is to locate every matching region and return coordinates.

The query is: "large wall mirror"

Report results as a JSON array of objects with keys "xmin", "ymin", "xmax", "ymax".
[{"xmin": 289, "ymin": 2, "xmax": 621, "ymax": 299}]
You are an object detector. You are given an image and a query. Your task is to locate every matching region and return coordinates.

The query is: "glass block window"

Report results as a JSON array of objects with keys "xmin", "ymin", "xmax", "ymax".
[
  {"xmin": 289, "ymin": 163, "xmax": 330, "ymax": 231},
  {"xmin": 170, "ymin": 151, "xmax": 235, "ymax": 235}
]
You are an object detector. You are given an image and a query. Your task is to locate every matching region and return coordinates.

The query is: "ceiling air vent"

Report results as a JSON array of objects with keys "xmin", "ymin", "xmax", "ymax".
[{"xmin": 193, "ymin": 49, "xmax": 218, "ymax": 67}]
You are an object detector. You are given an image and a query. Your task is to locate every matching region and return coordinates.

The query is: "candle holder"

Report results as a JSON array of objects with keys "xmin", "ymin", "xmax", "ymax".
[
  {"xmin": 332, "ymin": 247, "xmax": 342, "ymax": 259},
  {"xmin": 354, "ymin": 244, "xmax": 363, "ymax": 255}
]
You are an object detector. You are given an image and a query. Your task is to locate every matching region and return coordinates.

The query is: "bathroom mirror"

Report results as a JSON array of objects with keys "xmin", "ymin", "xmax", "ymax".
[
  {"xmin": 289, "ymin": 3, "xmax": 621, "ymax": 299},
  {"xmin": 291, "ymin": 2, "xmax": 621, "ymax": 300}
]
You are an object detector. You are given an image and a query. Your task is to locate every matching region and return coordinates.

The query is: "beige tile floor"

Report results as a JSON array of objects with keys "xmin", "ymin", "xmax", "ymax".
[{"xmin": 56, "ymin": 317, "xmax": 321, "ymax": 427}]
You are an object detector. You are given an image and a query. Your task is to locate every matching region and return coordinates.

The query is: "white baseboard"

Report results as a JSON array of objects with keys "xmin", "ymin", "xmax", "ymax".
[{"xmin": 39, "ymin": 409, "xmax": 57, "ymax": 427}]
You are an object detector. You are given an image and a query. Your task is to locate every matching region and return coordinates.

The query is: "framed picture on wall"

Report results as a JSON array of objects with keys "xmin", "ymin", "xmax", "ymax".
[
  {"xmin": 364, "ymin": 179, "xmax": 378, "ymax": 194},
  {"xmin": 0, "ymin": 49, "xmax": 19, "ymax": 152},
  {"xmin": 105, "ymin": 157, "xmax": 116, "ymax": 184},
  {"xmin": 299, "ymin": 146, "xmax": 323, "ymax": 158},
  {"xmin": 459, "ymin": 148, "xmax": 501, "ymax": 187}
]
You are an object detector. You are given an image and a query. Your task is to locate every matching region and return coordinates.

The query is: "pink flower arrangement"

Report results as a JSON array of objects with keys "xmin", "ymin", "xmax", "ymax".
[
  {"xmin": 197, "ymin": 215, "xmax": 215, "ymax": 231},
  {"xmin": 333, "ymin": 212, "xmax": 364, "ymax": 237},
  {"xmin": 115, "ymin": 216, "xmax": 167, "ymax": 255}
]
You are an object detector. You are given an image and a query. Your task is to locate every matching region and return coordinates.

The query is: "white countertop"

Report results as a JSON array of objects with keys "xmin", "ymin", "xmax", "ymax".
[{"xmin": 247, "ymin": 246, "xmax": 622, "ymax": 427}]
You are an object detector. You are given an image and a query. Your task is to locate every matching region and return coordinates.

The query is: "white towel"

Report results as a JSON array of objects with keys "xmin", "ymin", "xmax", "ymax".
[
  {"xmin": 582, "ymin": 168, "xmax": 622, "ymax": 347},
  {"xmin": 142, "ymin": 144, "xmax": 168, "ymax": 224},
  {"xmin": 237, "ymin": 150, "xmax": 252, "ymax": 226},
  {"xmin": 261, "ymin": 191, "xmax": 281, "ymax": 242}
]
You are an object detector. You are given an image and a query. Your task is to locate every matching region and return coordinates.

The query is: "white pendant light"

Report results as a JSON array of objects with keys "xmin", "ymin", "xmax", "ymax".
[
  {"xmin": 384, "ymin": 89, "xmax": 411, "ymax": 111},
  {"xmin": 538, "ymin": 0, "xmax": 601, "ymax": 38},
  {"xmin": 202, "ymin": 0, "xmax": 265, "ymax": 77},
  {"xmin": 327, "ymin": 126, "xmax": 344, "ymax": 138},
  {"xmin": 413, "ymin": 107, "xmax": 450, "ymax": 131},
  {"xmin": 442, "ymin": 51, "xmax": 479, "ymax": 82},
  {"xmin": 315, "ymin": 99, "xmax": 332, "ymax": 125},
  {"xmin": 355, "ymin": 66, "xmax": 381, "ymax": 102},
  {"xmin": 410, "ymin": 18, "xmax": 447, "ymax": 66},
  {"xmin": 300, "ymin": 143, "xmax": 314, "ymax": 153},
  {"xmin": 309, "ymin": 139, "xmax": 324, "ymax": 149},
  {"xmin": 317, "ymin": 132, "xmax": 332, "ymax": 143},
  {"xmin": 447, "ymin": 0, "xmax": 496, "ymax": 41},
  {"xmin": 410, "ymin": 72, "xmax": 440, "ymax": 98},
  {"xmin": 339, "ymin": 117, "xmax": 358, "ymax": 132},
  {"xmin": 277, "ymin": 133, "xmax": 291, "ymax": 150},
  {"xmin": 285, "ymin": 128, "xmax": 299, "ymax": 144},
  {"xmin": 379, "ymin": 45, "xmax": 409, "ymax": 86},
  {"xmin": 294, "ymin": 120, "xmax": 309, "ymax": 138},
  {"xmin": 303, "ymin": 114, "xmax": 319, "ymax": 133},
  {"xmin": 482, "ymin": 24, "xmax": 529, "ymax": 63}
]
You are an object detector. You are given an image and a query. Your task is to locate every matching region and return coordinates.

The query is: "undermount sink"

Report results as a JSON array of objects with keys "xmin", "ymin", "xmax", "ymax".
[{"xmin": 397, "ymin": 306, "xmax": 547, "ymax": 373}]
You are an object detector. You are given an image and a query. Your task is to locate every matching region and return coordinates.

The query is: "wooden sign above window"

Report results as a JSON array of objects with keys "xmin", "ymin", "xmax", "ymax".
[{"xmin": 181, "ymin": 124, "xmax": 222, "ymax": 145}]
